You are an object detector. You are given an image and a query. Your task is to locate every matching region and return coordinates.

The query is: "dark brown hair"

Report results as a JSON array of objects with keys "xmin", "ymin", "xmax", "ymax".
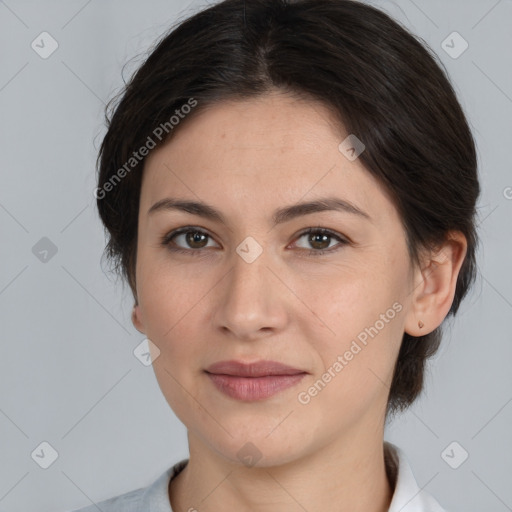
[{"xmin": 95, "ymin": 0, "xmax": 480, "ymax": 421}]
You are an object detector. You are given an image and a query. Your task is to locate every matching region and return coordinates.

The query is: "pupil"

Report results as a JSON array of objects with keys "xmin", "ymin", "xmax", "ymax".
[
  {"xmin": 311, "ymin": 233, "xmax": 329, "ymax": 249},
  {"xmin": 188, "ymin": 231, "xmax": 206, "ymax": 247}
]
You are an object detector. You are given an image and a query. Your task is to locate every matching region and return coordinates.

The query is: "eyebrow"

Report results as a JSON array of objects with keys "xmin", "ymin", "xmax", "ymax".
[{"xmin": 147, "ymin": 196, "xmax": 371, "ymax": 226}]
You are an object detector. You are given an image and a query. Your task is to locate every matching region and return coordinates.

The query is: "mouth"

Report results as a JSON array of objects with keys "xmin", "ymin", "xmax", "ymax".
[
  {"xmin": 204, "ymin": 359, "xmax": 308, "ymax": 401},
  {"xmin": 205, "ymin": 359, "xmax": 307, "ymax": 377}
]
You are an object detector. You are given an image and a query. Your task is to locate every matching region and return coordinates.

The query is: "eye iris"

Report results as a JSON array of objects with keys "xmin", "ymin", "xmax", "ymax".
[
  {"xmin": 186, "ymin": 231, "xmax": 208, "ymax": 248},
  {"xmin": 309, "ymin": 233, "xmax": 330, "ymax": 250}
]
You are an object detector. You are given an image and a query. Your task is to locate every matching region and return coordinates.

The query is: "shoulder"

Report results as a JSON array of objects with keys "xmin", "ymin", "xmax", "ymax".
[
  {"xmin": 68, "ymin": 486, "xmax": 145, "ymax": 512},
  {"xmin": 385, "ymin": 442, "xmax": 450, "ymax": 512},
  {"xmin": 68, "ymin": 460, "xmax": 188, "ymax": 512}
]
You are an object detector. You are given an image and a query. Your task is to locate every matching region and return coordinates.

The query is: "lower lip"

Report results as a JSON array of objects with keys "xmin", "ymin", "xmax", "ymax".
[{"xmin": 206, "ymin": 372, "xmax": 307, "ymax": 401}]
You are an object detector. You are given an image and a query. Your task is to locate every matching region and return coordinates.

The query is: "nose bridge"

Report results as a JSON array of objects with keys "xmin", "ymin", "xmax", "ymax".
[
  {"xmin": 227, "ymin": 241, "xmax": 272, "ymax": 308},
  {"xmin": 214, "ymin": 240, "xmax": 287, "ymax": 337}
]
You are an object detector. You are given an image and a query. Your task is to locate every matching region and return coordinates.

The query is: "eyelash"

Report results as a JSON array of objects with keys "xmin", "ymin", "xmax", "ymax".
[{"xmin": 160, "ymin": 226, "xmax": 349, "ymax": 257}]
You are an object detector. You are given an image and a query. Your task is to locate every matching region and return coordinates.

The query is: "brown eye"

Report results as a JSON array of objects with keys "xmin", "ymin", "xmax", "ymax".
[
  {"xmin": 306, "ymin": 232, "xmax": 331, "ymax": 250},
  {"xmin": 182, "ymin": 230, "xmax": 209, "ymax": 249},
  {"xmin": 293, "ymin": 228, "xmax": 349, "ymax": 256},
  {"xmin": 161, "ymin": 227, "xmax": 219, "ymax": 255}
]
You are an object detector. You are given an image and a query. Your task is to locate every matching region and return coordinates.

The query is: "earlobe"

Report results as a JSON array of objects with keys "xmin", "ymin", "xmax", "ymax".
[
  {"xmin": 404, "ymin": 232, "xmax": 467, "ymax": 337},
  {"xmin": 131, "ymin": 304, "xmax": 146, "ymax": 334}
]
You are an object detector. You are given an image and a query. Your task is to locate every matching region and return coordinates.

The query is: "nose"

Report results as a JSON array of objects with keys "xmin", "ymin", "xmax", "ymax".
[{"xmin": 212, "ymin": 247, "xmax": 289, "ymax": 340}]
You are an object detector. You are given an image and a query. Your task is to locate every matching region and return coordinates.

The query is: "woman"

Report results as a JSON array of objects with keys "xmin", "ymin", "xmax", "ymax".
[{"xmin": 78, "ymin": 0, "xmax": 480, "ymax": 510}]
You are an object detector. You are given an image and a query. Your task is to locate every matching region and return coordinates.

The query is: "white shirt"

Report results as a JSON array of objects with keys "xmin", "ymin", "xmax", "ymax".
[{"xmin": 70, "ymin": 442, "xmax": 448, "ymax": 512}]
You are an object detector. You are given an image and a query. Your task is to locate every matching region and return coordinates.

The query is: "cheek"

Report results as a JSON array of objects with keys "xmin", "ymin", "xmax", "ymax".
[
  {"xmin": 140, "ymin": 265, "xmax": 206, "ymax": 423},
  {"xmin": 137, "ymin": 261, "xmax": 214, "ymax": 407},
  {"xmin": 295, "ymin": 260, "xmax": 395, "ymax": 338},
  {"xmin": 137, "ymin": 255, "xmax": 201, "ymax": 339},
  {"xmin": 295, "ymin": 262, "xmax": 405, "ymax": 391},
  {"xmin": 296, "ymin": 298, "xmax": 403, "ymax": 432}
]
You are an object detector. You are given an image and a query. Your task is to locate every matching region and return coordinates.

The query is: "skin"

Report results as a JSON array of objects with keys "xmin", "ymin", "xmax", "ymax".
[{"xmin": 131, "ymin": 90, "xmax": 467, "ymax": 512}]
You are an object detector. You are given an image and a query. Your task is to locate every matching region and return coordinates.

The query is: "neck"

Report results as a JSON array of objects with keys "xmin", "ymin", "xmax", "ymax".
[{"xmin": 169, "ymin": 430, "xmax": 393, "ymax": 512}]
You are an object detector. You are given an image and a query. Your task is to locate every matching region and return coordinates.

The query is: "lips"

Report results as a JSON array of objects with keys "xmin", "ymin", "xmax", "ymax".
[
  {"xmin": 204, "ymin": 360, "xmax": 308, "ymax": 401},
  {"xmin": 205, "ymin": 359, "xmax": 306, "ymax": 377}
]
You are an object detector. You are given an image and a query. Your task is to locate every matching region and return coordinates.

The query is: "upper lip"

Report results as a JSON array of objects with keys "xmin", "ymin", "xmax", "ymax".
[{"xmin": 205, "ymin": 360, "xmax": 307, "ymax": 377}]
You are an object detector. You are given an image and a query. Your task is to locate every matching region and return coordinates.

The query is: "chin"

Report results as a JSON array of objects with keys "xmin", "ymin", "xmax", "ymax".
[{"xmin": 201, "ymin": 428, "xmax": 310, "ymax": 469}]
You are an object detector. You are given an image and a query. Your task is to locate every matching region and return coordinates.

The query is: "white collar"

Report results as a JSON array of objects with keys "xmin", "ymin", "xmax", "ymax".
[{"xmin": 384, "ymin": 441, "xmax": 447, "ymax": 511}]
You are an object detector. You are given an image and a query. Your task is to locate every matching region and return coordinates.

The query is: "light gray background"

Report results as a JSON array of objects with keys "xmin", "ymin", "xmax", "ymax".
[{"xmin": 0, "ymin": 0, "xmax": 511, "ymax": 511}]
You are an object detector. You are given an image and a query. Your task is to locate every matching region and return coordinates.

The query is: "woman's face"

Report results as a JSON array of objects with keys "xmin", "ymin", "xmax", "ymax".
[{"xmin": 133, "ymin": 91, "xmax": 417, "ymax": 466}]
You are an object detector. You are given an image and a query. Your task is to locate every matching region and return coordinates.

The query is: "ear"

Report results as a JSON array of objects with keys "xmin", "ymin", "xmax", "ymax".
[
  {"xmin": 404, "ymin": 231, "xmax": 467, "ymax": 337},
  {"xmin": 131, "ymin": 304, "xmax": 146, "ymax": 334}
]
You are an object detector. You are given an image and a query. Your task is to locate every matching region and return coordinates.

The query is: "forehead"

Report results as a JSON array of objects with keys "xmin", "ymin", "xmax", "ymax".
[
  {"xmin": 163, "ymin": 91, "xmax": 345, "ymax": 154},
  {"xmin": 140, "ymin": 92, "xmax": 398, "ymax": 225}
]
